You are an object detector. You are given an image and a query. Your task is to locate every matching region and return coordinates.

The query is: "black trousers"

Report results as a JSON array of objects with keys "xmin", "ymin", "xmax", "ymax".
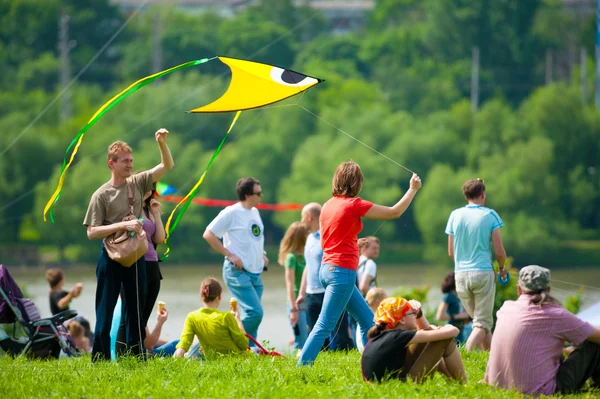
[
  {"xmin": 91, "ymin": 246, "xmax": 146, "ymax": 361},
  {"xmin": 305, "ymin": 292, "xmax": 354, "ymax": 351},
  {"xmin": 556, "ymin": 340, "xmax": 600, "ymax": 393},
  {"xmin": 117, "ymin": 260, "xmax": 161, "ymax": 355}
]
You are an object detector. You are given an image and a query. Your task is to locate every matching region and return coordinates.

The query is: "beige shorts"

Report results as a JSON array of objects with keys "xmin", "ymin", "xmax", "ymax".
[{"xmin": 455, "ymin": 270, "xmax": 495, "ymax": 332}]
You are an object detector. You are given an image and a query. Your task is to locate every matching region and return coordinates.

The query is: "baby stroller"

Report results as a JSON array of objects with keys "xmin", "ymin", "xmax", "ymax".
[{"xmin": 0, "ymin": 264, "xmax": 79, "ymax": 358}]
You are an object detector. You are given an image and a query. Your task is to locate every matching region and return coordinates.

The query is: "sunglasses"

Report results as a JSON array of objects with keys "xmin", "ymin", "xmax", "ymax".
[
  {"xmin": 405, "ymin": 311, "xmax": 417, "ymax": 317},
  {"xmin": 252, "ymin": 191, "xmax": 263, "ymax": 197}
]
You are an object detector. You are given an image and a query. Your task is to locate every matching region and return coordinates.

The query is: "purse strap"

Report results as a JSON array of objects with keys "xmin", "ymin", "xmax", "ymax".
[{"xmin": 127, "ymin": 182, "xmax": 134, "ymax": 216}]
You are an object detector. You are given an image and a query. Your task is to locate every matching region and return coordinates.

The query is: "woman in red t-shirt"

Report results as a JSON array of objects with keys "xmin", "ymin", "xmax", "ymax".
[{"xmin": 298, "ymin": 161, "xmax": 421, "ymax": 366}]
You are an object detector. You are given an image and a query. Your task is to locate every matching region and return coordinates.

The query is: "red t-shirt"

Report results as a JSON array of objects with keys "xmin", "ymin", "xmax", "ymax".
[{"xmin": 320, "ymin": 196, "xmax": 373, "ymax": 270}]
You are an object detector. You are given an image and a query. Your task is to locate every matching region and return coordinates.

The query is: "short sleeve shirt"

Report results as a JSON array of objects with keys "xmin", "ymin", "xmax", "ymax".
[
  {"xmin": 49, "ymin": 290, "xmax": 69, "ymax": 315},
  {"xmin": 445, "ymin": 205, "xmax": 503, "ymax": 272},
  {"xmin": 357, "ymin": 255, "xmax": 377, "ymax": 288},
  {"xmin": 83, "ymin": 171, "xmax": 154, "ymax": 226},
  {"xmin": 284, "ymin": 253, "xmax": 306, "ymax": 296},
  {"xmin": 304, "ymin": 231, "xmax": 325, "ymax": 294},
  {"xmin": 206, "ymin": 202, "xmax": 265, "ymax": 274},
  {"xmin": 320, "ymin": 196, "xmax": 373, "ymax": 270},
  {"xmin": 361, "ymin": 329, "xmax": 417, "ymax": 381}
]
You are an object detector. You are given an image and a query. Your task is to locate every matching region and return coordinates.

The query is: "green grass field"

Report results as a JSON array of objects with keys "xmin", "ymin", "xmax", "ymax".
[{"xmin": 1, "ymin": 350, "xmax": 598, "ymax": 398}]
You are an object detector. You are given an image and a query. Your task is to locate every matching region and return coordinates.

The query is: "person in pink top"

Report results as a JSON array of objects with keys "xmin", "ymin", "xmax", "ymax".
[
  {"xmin": 485, "ymin": 265, "xmax": 600, "ymax": 396},
  {"xmin": 298, "ymin": 160, "xmax": 422, "ymax": 366}
]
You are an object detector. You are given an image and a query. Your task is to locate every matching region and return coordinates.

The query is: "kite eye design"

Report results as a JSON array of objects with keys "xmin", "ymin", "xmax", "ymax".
[{"xmin": 270, "ymin": 67, "xmax": 319, "ymax": 87}]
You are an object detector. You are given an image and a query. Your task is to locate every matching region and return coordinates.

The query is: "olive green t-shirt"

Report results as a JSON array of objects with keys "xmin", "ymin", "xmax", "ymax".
[{"xmin": 83, "ymin": 171, "xmax": 153, "ymax": 227}]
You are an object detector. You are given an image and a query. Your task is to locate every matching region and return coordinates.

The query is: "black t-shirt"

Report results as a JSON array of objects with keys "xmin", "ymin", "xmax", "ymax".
[
  {"xmin": 49, "ymin": 290, "xmax": 69, "ymax": 315},
  {"xmin": 361, "ymin": 329, "xmax": 417, "ymax": 382}
]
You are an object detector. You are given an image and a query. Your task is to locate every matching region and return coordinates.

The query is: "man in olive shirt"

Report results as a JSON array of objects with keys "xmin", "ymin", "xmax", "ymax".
[{"xmin": 83, "ymin": 129, "xmax": 174, "ymax": 361}]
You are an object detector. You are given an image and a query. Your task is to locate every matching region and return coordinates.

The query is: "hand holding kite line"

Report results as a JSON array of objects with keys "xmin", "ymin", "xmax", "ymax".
[{"xmin": 43, "ymin": 56, "xmax": 323, "ymax": 259}]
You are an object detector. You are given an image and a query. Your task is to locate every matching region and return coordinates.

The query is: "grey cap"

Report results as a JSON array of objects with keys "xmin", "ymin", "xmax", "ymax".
[{"xmin": 518, "ymin": 265, "xmax": 551, "ymax": 292}]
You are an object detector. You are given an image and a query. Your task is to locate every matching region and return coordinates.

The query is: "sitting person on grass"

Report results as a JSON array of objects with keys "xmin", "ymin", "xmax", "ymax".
[
  {"xmin": 361, "ymin": 297, "xmax": 467, "ymax": 383},
  {"xmin": 485, "ymin": 265, "xmax": 600, "ymax": 396},
  {"xmin": 45, "ymin": 268, "xmax": 83, "ymax": 316},
  {"xmin": 68, "ymin": 320, "xmax": 91, "ymax": 353},
  {"xmin": 174, "ymin": 277, "xmax": 248, "ymax": 359}
]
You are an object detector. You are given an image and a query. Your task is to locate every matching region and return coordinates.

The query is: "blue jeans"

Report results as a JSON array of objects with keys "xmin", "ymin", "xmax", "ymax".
[
  {"xmin": 151, "ymin": 340, "xmax": 179, "ymax": 357},
  {"xmin": 288, "ymin": 303, "xmax": 308, "ymax": 351},
  {"xmin": 298, "ymin": 264, "xmax": 374, "ymax": 366},
  {"xmin": 223, "ymin": 261, "xmax": 264, "ymax": 345}
]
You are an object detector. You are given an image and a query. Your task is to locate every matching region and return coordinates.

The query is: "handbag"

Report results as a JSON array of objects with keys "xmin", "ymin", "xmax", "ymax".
[{"xmin": 103, "ymin": 182, "xmax": 148, "ymax": 267}]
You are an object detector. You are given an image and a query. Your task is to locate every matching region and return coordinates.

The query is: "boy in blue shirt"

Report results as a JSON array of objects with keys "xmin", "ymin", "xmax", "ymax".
[{"xmin": 445, "ymin": 178, "xmax": 507, "ymax": 351}]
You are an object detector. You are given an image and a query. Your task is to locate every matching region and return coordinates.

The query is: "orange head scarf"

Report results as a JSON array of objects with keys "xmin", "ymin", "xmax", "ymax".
[{"xmin": 373, "ymin": 297, "xmax": 412, "ymax": 329}]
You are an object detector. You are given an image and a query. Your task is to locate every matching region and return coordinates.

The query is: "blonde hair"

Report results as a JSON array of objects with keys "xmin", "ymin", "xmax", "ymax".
[
  {"xmin": 332, "ymin": 161, "xmax": 363, "ymax": 197},
  {"xmin": 107, "ymin": 141, "xmax": 132, "ymax": 162},
  {"xmin": 365, "ymin": 288, "xmax": 387, "ymax": 309},
  {"xmin": 278, "ymin": 222, "xmax": 309, "ymax": 266}
]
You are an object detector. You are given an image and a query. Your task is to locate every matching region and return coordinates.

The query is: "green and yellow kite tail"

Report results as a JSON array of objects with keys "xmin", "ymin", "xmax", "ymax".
[
  {"xmin": 43, "ymin": 57, "xmax": 216, "ymax": 222},
  {"xmin": 162, "ymin": 111, "xmax": 241, "ymax": 259}
]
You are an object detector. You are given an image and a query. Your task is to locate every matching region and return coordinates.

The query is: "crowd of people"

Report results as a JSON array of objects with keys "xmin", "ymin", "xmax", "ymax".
[{"xmin": 42, "ymin": 132, "xmax": 599, "ymax": 396}]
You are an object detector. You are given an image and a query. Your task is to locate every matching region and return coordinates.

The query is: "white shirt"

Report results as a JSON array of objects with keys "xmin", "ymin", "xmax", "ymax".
[
  {"xmin": 357, "ymin": 255, "xmax": 377, "ymax": 289},
  {"xmin": 207, "ymin": 202, "xmax": 265, "ymax": 274}
]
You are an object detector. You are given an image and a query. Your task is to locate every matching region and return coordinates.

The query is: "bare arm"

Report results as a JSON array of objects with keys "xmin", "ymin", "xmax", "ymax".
[
  {"xmin": 144, "ymin": 309, "xmax": 168, "ymax": 350},
  {"xmin": 203, "ymin": 230, "xmax": 232, "ymax": 257},
  {"xmin": 448, "ymin": 235, "xmax": 454, "ymax": 259},
  {"xmin": 409, "ymin": 324, "xmax": 459, "ymax": 344},
  {"xmin": 436, "ymin": 302, "xmax": 450, "ymax": 321},
  {"xmin": 86, "ymin": 220, "xmax": 142, "ymax": 240},
  {"xmin": 491, "ymin": 229, "xmax": 506, "ymax": 268},
  {"xmin": 587, "ymin": 327, "xmax": 600, "ymax": 345},
  {"xmin": 149, "ymin": 129, "xmax": 175, "ymax": 183},
  {"xmin": 296, "ymin": 267, "xmax": 308, "ymax": 306},
  {"xmin": 149, "ymin": 202, "xmax": 166, "ymax": 244},
  {"xmin": 57, "ymin": 291, "xmax": 75, "ymax": 310},
  {"xmin": 174, "ymin": 348, "xmax": 186, "ymax": 358},
  {"xmin": 364, "ymin": 174, "xmax": 422, "ymax": 220},
  {"xmin": 359, "ymin": 274, "xmax": 373, "ymax": 296},
  {"xmin": 285, "ymin": 267, "xmax": 297, "ymax": 309}
]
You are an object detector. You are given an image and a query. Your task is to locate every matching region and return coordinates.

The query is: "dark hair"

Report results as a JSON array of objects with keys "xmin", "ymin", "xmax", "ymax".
[
  {"xmin": 525, "ymin": 288, "xmax": 561, "ymax": 308},
  {"xmin": 367, "ymin": 322, "xmax": 387, "ymax": 339},
  {"xmin": 441, "ymin": 272, "xmax": 456, "ymax": 294},
  {"xmin": 46, "ymin": 268, "xmax": 64, "ymax": 289},
  {"xmin": 200, "ymin": 277, "xmax": 222, "ymax": 303},
  {"xmin": 332, "ymin": 161, "xmax": 363, "ymax": 197},
  {"xmin": 236, "ymin": 177, "xmax": 260, "ymax": 201},
  {"xmin": 462, "ymin": 178, "xmax": 486, "ymax": 200},
  {"xmin": 135, "ymin": 170, "xmax": 156, "ymax": 208}
]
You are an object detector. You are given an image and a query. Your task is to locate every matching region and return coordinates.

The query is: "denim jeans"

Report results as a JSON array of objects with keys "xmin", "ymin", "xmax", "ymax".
[
  {"xmin": 287, "ymin": 302, "xmax": 308, "ymax": 351},
  {"xmin": 151, "ymin": 339, "xmax": 180, "ymax": 357},
  {"xmin": 223, "ymin": 260, "xmax": 264, "ymax": 344},
  {"xmin": 305, "ymin": 292, "xmax": 353, "ymax": 351},
  {"xmin": 298, "ymin": 264, "xmax": 374, "ymax": 366}
]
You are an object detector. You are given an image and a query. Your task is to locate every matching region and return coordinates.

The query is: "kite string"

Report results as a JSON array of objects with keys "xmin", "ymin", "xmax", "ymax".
[{"xmin": 551, "ymin": 279, "xmax": 600, "ymax": 292}]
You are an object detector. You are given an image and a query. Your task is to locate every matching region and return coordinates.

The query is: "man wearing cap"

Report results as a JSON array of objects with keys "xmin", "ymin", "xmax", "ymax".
[
  {"xmin": 445, "ymin": 178, "xmax": 507, "ymax": 351},
  {"xmin": 485, "ymin": 265, "xmax": 600, "ymax": 396}
]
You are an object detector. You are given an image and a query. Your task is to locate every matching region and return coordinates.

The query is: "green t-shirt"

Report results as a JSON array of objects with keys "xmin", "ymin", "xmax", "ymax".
[{"xmin": 285, "ymin": 252, "xmax": 306, "ymax": 296}]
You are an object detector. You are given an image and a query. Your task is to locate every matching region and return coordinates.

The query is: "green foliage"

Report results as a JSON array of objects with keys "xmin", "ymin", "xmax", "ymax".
[
  {"xmin": 563, "ymin": 287, "xmax": 584, "ymax": 315},
  {"xmin": 1, "ymin": 0, "xmax": 599, "ymax": 265}
]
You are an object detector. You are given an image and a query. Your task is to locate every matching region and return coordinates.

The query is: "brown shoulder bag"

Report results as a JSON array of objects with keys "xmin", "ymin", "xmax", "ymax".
[{"xmin": 103, "ymin": 182, "xmax": 148, "ymax": 267}]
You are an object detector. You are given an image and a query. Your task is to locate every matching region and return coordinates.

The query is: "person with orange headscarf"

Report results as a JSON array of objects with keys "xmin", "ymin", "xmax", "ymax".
[{"xmin": 361, "ymin": 297, "xmax": 467, "ymax": 383}]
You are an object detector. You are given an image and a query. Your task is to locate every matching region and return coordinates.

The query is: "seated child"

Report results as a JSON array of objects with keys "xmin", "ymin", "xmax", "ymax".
[
  {"xmin": 174, "ymin": 277, "xmax": 248, "ymax": 359},
  {"xmin": 68, "ymin": 320, "xmax": 91, "ymax": 353},
  {"xmin": 361, "ymin": 297, "xmax": 467, "ymax": 383},
  {"xmin": 435, "ymin": 272, "xmax": 472, "ymax": 344},
  {"xmin": 45, "ymin": 268, "xmax": 83, "ymax": 315},
  {"xmin": 356, "ymin": 288, "xmax": 387, "ymax": 352}
]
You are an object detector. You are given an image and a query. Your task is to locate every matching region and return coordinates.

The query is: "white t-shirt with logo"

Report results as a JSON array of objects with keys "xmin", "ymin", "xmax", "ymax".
[
  {"xmin": 357, "ymin": 255, "xmax": 377, "ymax": 289},
  {"xmin": 207, "ymin": 202, "xmax": 265, "ymax": 274}
]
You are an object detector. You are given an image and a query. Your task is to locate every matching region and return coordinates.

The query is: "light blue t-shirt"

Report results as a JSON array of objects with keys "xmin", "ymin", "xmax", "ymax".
[
  {"xmin": 304, "ymin": 230, "xmax": 325, "ymax": 294},
  {"xmin": 445, "ymin": 205, "xmax": 504, "ymax": 272}
]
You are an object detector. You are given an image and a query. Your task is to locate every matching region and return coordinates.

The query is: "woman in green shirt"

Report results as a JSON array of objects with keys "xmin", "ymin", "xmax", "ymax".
[
  {"xmin": 278, "ymin": 222, "xmax": 310, "ymax": 351},
  {"xmin": 174, "ymin": 277, "xmax": 248, "ymax": 359}
]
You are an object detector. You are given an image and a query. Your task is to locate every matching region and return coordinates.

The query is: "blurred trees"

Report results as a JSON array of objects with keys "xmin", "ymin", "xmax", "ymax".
[{"xmin": 0, "ymin": 0, "xmax": 598, "ymax": 265}]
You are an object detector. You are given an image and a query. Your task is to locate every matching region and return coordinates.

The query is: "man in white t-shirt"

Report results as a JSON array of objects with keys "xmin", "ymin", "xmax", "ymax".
[
  {"xmin": 203, "ymin": 177, "xmax": 269, "ymax": 341},
  {"xmin": 357, "ymin": 236, "xmax": 379, "ymax": 296}
]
